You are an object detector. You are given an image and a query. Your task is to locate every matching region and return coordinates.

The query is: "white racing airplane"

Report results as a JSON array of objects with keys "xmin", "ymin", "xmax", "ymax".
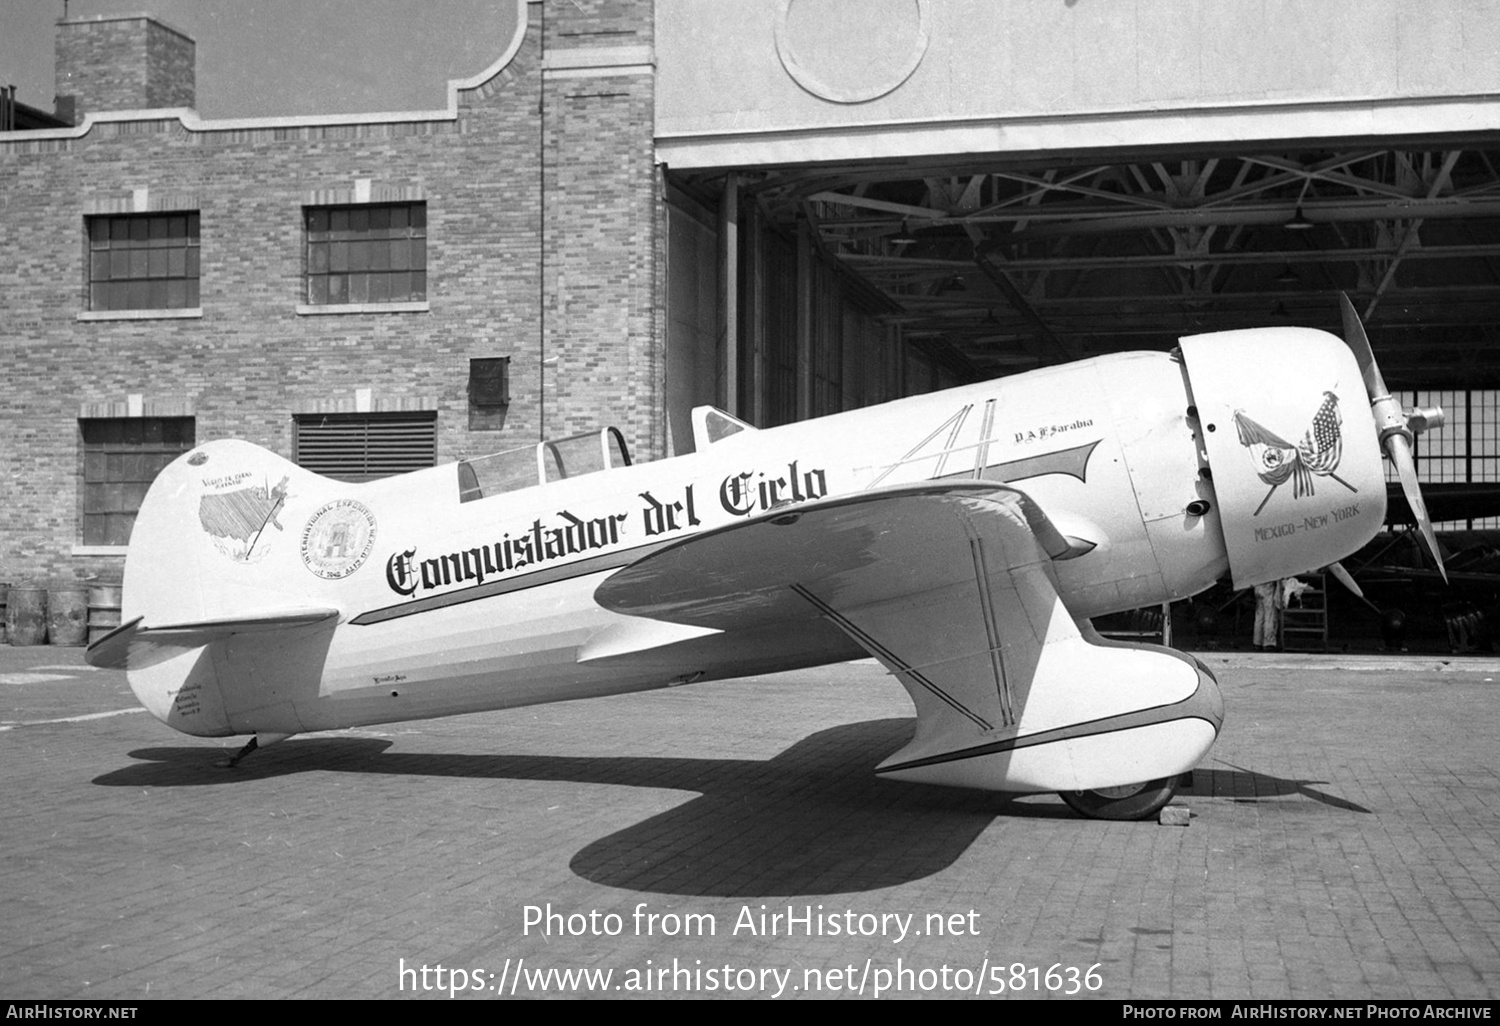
[{"xmin": 88, "ymin": 295, "xmax": 1445, "ymax": 819}]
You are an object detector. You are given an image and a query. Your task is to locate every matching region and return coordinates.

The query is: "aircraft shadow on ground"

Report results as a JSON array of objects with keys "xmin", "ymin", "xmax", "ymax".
[
  {"xmin": 91, "ymin": 720, "xmax": 1368, "ymax": 895},
  {"xmin": 94, "ymin": 719, "xmax": 1040, "ymax": 894},
  {"xmin": 1181, "ymin": 764, "xmax": 1372, "ymax": 814}
]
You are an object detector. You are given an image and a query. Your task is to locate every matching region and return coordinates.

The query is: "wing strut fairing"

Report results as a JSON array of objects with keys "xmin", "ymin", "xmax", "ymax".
[{"xmin": 597, "ymin": 481, "xmax": 1222, "ymax": 798}]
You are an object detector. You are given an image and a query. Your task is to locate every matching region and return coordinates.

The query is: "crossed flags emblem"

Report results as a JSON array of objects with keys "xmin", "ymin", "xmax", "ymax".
[{"xmin": 1234, "ymin": 391, "xmax": 1357, "ymax": 516}]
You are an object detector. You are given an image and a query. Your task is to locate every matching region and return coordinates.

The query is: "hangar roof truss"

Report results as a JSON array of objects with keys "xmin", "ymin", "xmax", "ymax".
[{"xmin": 718, "ymin": 147, "xmax": 1500, "ymax": 387}]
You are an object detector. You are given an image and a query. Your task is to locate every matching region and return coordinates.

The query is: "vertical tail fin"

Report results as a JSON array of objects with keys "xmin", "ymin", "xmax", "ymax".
[{"xmin": 120, "ymin": 439, "xmax": 360, "ymax": 631}]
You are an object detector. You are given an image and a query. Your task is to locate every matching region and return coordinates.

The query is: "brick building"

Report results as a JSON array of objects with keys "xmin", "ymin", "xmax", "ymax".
[{"xmin": 0, "ymin": 1, "xmax": 691, "ymax": 583}]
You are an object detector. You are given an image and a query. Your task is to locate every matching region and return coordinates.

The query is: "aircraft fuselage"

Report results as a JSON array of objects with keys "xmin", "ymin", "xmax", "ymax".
[{"xmin": 125, "ymin": 350, "xmax": 1223, "ymax": 738}]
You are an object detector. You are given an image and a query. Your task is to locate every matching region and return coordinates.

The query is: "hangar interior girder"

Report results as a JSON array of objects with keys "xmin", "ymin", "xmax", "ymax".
[{"xmin": 684, "ymin": 143, "xmax": 1500, "ymax": 390}]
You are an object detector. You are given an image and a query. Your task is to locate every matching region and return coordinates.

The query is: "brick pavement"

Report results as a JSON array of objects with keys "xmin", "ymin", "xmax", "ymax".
[{"xmin": 1, "ymin": 644, "xmax": 1497, "ymax": 1000}]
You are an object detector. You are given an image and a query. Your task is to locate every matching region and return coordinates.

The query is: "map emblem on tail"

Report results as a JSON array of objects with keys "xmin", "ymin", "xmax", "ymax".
[{"xmin": 198, "ymin": 475, "xmax": 291, "ymax": 562}]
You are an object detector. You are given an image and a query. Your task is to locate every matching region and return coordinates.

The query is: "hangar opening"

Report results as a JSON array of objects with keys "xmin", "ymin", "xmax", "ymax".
[
  {"xmin": 668, "ymin": 146, "xmax": 1500, "ymax": 502},
  {"xmin": 666, "ymin": 142, "xmax": 1500, "ymax": 650},
  {"xmin": 654, "ymin": 0, "xmax": 1500, "ymax": 652}
]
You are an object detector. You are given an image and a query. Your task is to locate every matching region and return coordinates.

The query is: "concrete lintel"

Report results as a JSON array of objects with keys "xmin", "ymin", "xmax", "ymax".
[
  {"xmin": 657, "ymin": 95, "xmax": 1500, "ymax": 171},
  {"xmin": 544, "ymin": 45, "xmax": 653, "ymax": 71}
]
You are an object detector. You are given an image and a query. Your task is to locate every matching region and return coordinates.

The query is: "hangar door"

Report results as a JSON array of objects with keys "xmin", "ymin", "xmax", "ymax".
[
  {"xmin": 665, "ymin": 188, "xmax": 720, "ymax": 455},
  {"xmin": 666, "ymin": 184, "xmax": 935, "ymax": 445}
]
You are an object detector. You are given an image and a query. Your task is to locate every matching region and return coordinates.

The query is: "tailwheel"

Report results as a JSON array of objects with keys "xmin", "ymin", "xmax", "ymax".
[{"xmin": 1059, "ymin": 777, "xmax": 1179, "ymax": 820}]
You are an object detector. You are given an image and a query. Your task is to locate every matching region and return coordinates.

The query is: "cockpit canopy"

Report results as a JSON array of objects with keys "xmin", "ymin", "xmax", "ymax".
[{"xmin": 458, "ymin": 427, "xmax": 631, "ymax": 503}]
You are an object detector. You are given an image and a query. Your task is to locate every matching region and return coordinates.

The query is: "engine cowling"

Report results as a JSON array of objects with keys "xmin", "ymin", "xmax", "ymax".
[{"xmin": 1179, "ymin": 327, "xmax": 1388, "ymax": 589}]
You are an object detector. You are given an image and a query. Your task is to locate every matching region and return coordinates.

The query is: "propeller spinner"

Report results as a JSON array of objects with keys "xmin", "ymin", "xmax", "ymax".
[{"xmin": 1337, "ymin": 292, "xmax": 1448, "ymax": 584}]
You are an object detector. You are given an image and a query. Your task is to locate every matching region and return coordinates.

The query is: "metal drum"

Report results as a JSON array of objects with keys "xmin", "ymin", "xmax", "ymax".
[
  {"xmin": 47, "ymin": 580, "xmax": 90, "ymax": 646},
  {"xmin": 88, "ymin": 583, "xmax": 123, "ymax": 645},
  {"xmin": 6, "ymin": 583, "xmax": 48, "ymax": 646}
]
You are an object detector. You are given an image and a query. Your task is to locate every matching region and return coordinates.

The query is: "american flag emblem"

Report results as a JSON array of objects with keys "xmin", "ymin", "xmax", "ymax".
[{"xmin": 1234, "ymin": 392, "xmax": 1355, "ymax": 515}]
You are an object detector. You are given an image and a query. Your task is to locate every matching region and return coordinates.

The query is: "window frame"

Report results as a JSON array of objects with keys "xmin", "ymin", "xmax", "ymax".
[
  {"xmin": 301, "ymin": 202, "xmax": 428, "ymax": 313},
  {"xmin": 79, "ymin": 417, "xmax": 196, "ymax": 547},
  {"xmin": 1394, "ymin": 389, "xmax": 1500, "ymax": 530},
  {"xmin": 85, "ymin": 212, "xmax": 201, "ymax": 315}
]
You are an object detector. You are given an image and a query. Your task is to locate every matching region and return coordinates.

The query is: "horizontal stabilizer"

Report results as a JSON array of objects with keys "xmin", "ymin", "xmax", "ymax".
[{"xmin": 85, "ymin": 608, "xmax": 340, "ymax": 670}]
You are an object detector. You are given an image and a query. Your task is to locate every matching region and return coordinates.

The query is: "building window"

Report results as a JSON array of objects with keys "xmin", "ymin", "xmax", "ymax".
[
  {"xmin": 293, "ymin": 412, "xmax": 437, "ymax": 482},
  {"xmin": 305, "ymin": 203, "xmax": 427, "ymax": 305},
  {"xmin": 1396, "ymin": 389, "xmax": 1500, "ymax": 530},
  {"xmin": 81, "ymin": 417, "xmax": 196, "ymax": 545},
  {"xmin": 87, "ymin": 213, "xmax": 200, "ymax": 311}
]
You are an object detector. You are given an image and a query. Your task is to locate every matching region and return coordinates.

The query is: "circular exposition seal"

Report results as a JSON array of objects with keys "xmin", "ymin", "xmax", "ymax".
[{"xmin": 300, "ymin": 499, "xmax": 378, "ymax": 579}]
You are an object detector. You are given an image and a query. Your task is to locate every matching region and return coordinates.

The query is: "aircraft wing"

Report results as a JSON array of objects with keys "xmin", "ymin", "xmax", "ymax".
[{"xmin": 597, "ymin": 481, "xmax": 1218, "ymax": 792}]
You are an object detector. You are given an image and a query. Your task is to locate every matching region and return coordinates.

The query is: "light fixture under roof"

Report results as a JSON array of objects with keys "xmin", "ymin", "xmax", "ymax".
[{"xmin": 1285, "ymin": 207, "xmax": 1315, "ymax": 230}]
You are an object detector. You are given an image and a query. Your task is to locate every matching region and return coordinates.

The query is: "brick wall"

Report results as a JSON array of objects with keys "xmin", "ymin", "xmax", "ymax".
[
  {"xmin": 144, "ymin": 19, "xmax": 195, "ymax": 110},
  {"xmin": 542, "ymin": 0, "xmax": 661, "ymax": 451},
  {"xmin": 0, "ymin": 1, "xmax": 666, "ymax": 583}
]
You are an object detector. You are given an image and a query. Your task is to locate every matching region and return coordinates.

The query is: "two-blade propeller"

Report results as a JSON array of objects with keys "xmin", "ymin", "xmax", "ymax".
[{"xmin": 1337, "ymin": 292, "xmax": 1448, "ymax": 584}]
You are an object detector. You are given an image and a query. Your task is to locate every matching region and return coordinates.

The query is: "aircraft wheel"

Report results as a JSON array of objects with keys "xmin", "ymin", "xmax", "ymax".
[{"xmin": 1059, "ymin": 777, "xmax": 1178, "ymax": 821}]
